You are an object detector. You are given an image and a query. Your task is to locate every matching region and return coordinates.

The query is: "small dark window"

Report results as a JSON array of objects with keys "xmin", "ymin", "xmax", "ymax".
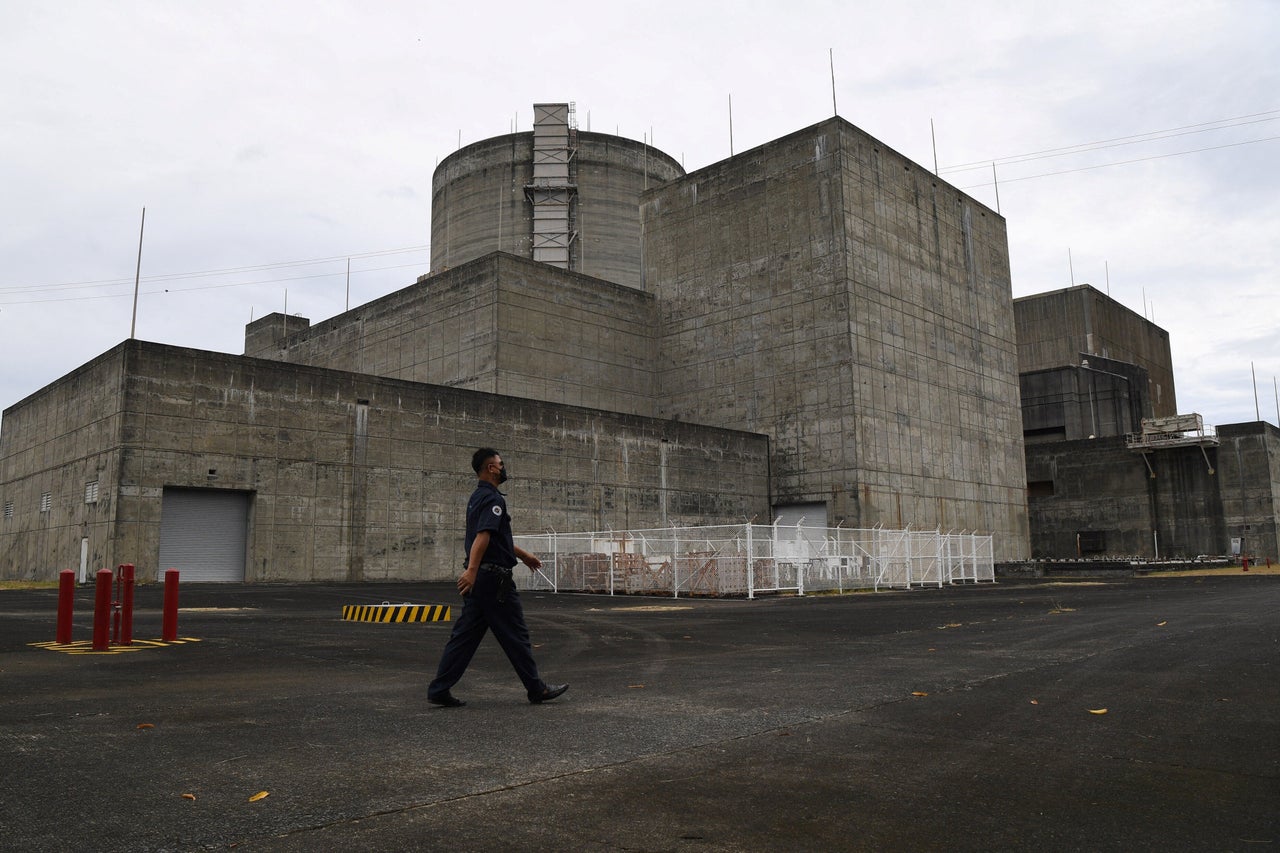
[
  {"xmin": 1077, "ymin": 530, "xmax": 1106, "ymax": 553},
  {"xmin": 1024, "ymin": 426, "xmax": 1067, "ymax": 440},
  {"xmin": 1027, "ymin": 480, "xmax": 1055, "ymax": 498}
]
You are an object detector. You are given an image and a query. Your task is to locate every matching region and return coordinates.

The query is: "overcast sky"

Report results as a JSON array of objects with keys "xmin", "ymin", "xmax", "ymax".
[{"xmin": 3, "ymin": 0, "xmax": 1278, "ymax": 430}]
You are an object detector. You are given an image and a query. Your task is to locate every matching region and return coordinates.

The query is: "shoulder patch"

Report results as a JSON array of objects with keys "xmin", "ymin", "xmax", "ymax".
[{"xmin": 492, "ymin": 505, "xmax": 502, "ymax": 516}]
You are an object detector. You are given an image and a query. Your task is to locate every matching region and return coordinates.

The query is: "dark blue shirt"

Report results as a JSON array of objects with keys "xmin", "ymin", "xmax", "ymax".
[{"xmin": 465, "ymin": 481, "xmax": 516, "ymax": 568}]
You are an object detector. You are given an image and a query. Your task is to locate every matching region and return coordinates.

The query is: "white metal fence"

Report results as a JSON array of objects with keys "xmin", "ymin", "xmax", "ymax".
[{"xmin": 516, "ymin": 523, "xmax": 995, "ymax": 598}]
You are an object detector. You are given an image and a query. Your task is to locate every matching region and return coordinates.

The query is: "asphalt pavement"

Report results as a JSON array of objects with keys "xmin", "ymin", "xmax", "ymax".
[{"xmin": 1, "ymin": 574, "xmax": 1277, "ymax": 852}]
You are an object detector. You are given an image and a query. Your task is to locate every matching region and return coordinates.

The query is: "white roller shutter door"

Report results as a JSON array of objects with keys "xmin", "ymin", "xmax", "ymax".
[
  {"xmin": 773, "ymin": 502, "xmax": 828, "ymax": 530},
  {"xmin": 158, "ymin": 488, "xmax": 250, "ymax": 582},
  {"xmin": 773, "ymin": 502, "xmax": 829, "ymax": 556}
]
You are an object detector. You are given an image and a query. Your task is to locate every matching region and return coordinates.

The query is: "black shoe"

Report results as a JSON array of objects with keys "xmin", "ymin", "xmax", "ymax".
[
  {"xmin": 529, "ymin": 683, "xmax": 568, "ymax": 704},
  {"xmin": 428, "ymin": 691, "xmax": 465, "ymax": 708}
]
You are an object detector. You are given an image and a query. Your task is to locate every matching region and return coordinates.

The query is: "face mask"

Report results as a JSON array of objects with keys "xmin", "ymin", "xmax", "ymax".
[{"xmin": 498, "ymin": 466, "xmax": 509, "ymax": 484}]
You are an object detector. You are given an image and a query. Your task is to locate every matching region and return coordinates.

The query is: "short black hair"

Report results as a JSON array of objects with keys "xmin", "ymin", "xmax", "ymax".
[{"xmin": 472, "ymin": 447, "xmax": 499, "ymax": 474}]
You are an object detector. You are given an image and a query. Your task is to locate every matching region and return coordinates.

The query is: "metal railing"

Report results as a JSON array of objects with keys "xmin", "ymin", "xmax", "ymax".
[{"xmin": 517, "ymin": 523, "xmax": 995, "ymax": 598}]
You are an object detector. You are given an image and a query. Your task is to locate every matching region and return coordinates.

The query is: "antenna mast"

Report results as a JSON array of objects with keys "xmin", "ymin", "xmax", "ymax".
[
  {"xmin": 728, "ymin": 93, "xmax": 734, "ymax": 156},
  {"xmin": 829, "ymin": 48, "xmax": 837, "ymax": 116},
  {"xmin": 130, "ymin": 207, "xmax": 146, "ymax": 339}
]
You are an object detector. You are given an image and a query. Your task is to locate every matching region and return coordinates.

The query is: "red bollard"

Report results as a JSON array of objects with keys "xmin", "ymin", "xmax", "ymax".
[
  {"xmin": 92, "ymin": 568, "xmax": 113, "ymax": 651},
  {"xmin": 56, "ymin": 569, "xmax": 76, "ymax": 645},
  {"xmin": 161, "ymin": 569, "xmax": 180, "ymax": 642},
  {"xmin": 119, "ymin": 564, "xmax": 135, "ymax": 646}
]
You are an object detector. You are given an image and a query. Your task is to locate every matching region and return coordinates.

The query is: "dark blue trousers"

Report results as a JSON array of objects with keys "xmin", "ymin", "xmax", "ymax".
[{"xmin": 428, "ymin": 565, "xmax": 547, "ymax": 700}]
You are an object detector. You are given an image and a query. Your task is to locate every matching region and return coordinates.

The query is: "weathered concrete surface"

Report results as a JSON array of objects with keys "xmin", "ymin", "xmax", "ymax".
[
  {"xmin": 430, "ymin": 130, "xmax": 684, "ymax": 290},
  {"xmin": 0, "ymin": 339, "xmax": 769, "ymax": 583},
  {"xmin": 1020, "ymin": 356, "xmax": 1150, "ymax": 443},
  {"xmin": 1, "ymin": 576, "xmax": 1275, "ymax": 851},
  {"xmin": 1015, "ymin": 285, "xmax": 1176, "ymax": 418},
  {"xmin": 1025, "ymin": 424, "xmax": 1280, "ymax": 562},
  {"xmin": 246, "ymin": 253, "xmax": 662, "ymax": 418},
  {"xmin": 1218, "ymin": 421, "xmax": 1280, "ymax": 561},
  {"xmin": 5, "ymin": 113, "xmax": 1041, "ymax": 583},
  {"xmin": 643, "ymin": 117, "xmax": 1029, "ymax": 560}
]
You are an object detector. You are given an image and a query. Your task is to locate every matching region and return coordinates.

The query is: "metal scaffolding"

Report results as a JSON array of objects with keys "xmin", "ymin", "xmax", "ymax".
[
  {"xmin": 1126, "ymin": 413, "xmax": 1219, "ymax": 475},
  {"xmin": 516, "ymin": 522, "xmax": 995, "ymax": 598},
  {"xmin": 525, "ymin": 102, "xmax": 577, "ymax": 269}
]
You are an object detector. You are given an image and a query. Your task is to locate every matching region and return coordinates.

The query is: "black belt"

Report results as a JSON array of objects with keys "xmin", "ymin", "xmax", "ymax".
[{"xmin": 480, "ymin": 563, "xmax": 513, "ymax": 574}]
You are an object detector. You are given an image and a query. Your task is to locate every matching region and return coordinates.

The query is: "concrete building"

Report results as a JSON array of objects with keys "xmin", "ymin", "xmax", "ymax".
[
  {"xmin": 1, "ymin": 103, "xmax": 1031, "ymax": 582},
  {"xmin": 1015, "ymin": 286, "xmax": 1280, "ymax": 562},
  {"xmin": 1015, "ymin": 284, "xmax": 1176, "ymax": 419},
  {"xmin": 642, "ymin": 118, "xmax": 1027, "ymax": 543},
  {"xmin": 431, "ymin": 103, "xmax": 684, "ymax": 290},
  {"xmin": 0, "ymin": 340, "xmax": 768, "ymax": 582},
  {"xmin": 246, "ymin": 253, "xmax": 661, "ymax": 418}
]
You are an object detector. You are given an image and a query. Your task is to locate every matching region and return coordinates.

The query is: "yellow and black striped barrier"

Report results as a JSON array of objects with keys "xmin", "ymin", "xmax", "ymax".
[
  {"xmin": 341, "ymin": 603, "xmax": 452, "ymax": 623},
  {"xmin": 30, "ymin": 638, "xmax": 202, "ymax": 656}
]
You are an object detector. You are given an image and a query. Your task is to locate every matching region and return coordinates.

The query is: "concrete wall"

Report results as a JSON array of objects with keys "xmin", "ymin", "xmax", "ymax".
[
  {"xmin": 1026, "ymin": 436, "xmax": 1229, "ymax": 559},
  {"xmin": 1, "ymin": 340, "xmax": 769, "ymax": 582},
  {"xmin": 246, "ymin": 254, "xmax": 659, "ymax": 418},
  {"xmin": 1148, "ymin": 443, "xmax": 1229, "ymax": 559},
  {"xmin": 1021, "ymin": 356, "xmax": 1149, "ymax": 443},
  {"xmin": 1015, "ymin": 285, "xmax": 1176, "ymax": 418},
  {"xmin": 575, "ymin": 135, "xmax": 684, "ymax": 288},
  {"xmin": 431, "ymin": 131, "xmax": 684, "ymax": 289},
  {"xmin": 1216, "ymin": 422, "xmax": 1280, "ymax": 561},
  {"xmin": 0, "ymin": 349, "xmax": 127, "ymax": 580},
  {"xmin": 243, "ymin": 313, "xmax": 310, "ymax": 361},
  {"xmin": 642, "ymin": 117, "xmax": 1029, "ymax": 560},
  {"xmin": 1025, "ymin": 424, "xmax": 1280, "ymax": 561}
]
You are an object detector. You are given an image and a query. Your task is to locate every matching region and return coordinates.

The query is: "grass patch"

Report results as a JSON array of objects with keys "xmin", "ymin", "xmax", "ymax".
[
  {"xmin": 1142, "ymin": 565, "xmax": 1280, "ymax": 578},
  {"xmin": 0, "ymin": 580, "xmax": 59, "ymax": 590}
]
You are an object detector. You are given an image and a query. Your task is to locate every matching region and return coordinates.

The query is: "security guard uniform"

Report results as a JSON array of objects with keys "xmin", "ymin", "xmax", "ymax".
[{"xmin": 428, "ymin": 480, "xmax": 550, "ymax": 702}]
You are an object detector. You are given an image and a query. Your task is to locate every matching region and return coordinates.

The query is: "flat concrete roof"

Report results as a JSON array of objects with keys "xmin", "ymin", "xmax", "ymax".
[{"xmin": 3, "ymin": 575, "xmax": 1277, "ymax": 850}]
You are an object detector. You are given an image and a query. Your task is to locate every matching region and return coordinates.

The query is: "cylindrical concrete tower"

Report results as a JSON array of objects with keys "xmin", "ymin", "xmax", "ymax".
[{"xmin": 431, "ymin": 103, "xmax": 684, "ymax": 291}]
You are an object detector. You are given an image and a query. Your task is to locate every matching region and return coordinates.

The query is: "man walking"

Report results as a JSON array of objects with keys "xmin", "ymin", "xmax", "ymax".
[{"xmin": 428, "ymin": 448, "xmax": 568, "ymax": 707}]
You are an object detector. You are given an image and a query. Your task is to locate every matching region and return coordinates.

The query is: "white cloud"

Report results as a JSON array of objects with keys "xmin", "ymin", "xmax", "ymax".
[{"xmin": 2, "ymin": 0, "xmax": 1278, "ymax": 431}]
